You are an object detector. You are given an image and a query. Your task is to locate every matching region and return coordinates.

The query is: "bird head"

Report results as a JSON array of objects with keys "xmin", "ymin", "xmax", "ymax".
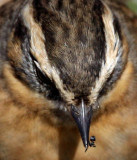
[{"xmin": 6, "ymin": 0, "xmax": 128, "ymax": 151}]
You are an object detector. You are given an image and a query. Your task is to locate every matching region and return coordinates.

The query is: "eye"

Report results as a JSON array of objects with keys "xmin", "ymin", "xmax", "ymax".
[
  {"xmin": 33, "ymin": 60, "xmax": 62, "ymax": 101},
  {"xmin": 34, "ymin": 60, "xmax": 52, "ymax": 85}
]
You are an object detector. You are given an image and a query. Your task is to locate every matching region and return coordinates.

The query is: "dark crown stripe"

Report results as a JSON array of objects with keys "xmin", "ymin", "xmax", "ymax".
[{"xmin": 91, "ymin": 0, "xmax": 106, "ymax": 76}]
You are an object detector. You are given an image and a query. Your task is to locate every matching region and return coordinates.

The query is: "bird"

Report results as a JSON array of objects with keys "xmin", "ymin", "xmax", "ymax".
[{"xmin": 0, "ymin": 0, "xmax": 137, "ymax": 160}]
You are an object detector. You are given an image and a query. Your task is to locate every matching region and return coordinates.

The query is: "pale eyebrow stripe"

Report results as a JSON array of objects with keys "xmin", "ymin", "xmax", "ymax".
[
  {"xmin": 22, "ymin": 4, "xmax": 74, "ymax": 103},
  {"xmin": 89, "ymin": 3, "xmax": 123, "ymax": 104}
]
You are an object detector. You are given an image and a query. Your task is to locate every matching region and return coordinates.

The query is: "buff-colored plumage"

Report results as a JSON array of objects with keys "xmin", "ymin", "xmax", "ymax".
[{"xmin": 0, "ymin": 0, "xmax": 137, "ymax": 160}]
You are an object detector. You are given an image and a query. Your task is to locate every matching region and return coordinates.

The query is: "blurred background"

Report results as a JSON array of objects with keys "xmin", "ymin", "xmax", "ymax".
[{"xmin": 127, "ymin": 0, "xmax": 137, "ymax": 13}]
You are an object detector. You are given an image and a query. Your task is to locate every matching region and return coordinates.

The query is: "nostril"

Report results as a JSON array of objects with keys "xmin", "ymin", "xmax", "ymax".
[{"xmin": 71, "ymin": 105, "xmax": 80, "ymax": 116}]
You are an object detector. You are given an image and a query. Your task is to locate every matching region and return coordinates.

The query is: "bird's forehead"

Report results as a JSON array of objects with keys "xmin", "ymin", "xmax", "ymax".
[
  {"xmin": 22, "ymin": 0, "xmax": 122, "ymax": 104},
  {"xmin": 43, "ymin": 2, "xmax": 106, "ymax": 95},
  {"xmin": 48, "ymin": 47, "xmax": 101, "ymax": 96}
]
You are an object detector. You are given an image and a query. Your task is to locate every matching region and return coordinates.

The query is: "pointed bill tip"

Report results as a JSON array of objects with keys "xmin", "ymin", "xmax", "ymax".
[
  {"xmin": 71, "ymin": 101, "xmax": 93, "ymax": 151},
  {"xmin": 85, "ymin": 144, "xmax": 88, "ymax": 152}
]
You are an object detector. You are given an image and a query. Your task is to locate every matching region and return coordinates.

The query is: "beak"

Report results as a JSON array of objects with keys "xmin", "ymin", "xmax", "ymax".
[{"xmin": 71, "ymin": 100, "xmax": 93, "ymax": 151}]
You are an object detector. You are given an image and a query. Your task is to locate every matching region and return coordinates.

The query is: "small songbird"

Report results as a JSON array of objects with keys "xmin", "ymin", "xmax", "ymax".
[{"xmin": 0, "ymin": 0, "xmax": 137, "ymax": 160}]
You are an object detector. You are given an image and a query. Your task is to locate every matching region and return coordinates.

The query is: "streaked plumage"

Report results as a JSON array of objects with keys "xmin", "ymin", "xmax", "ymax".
[{"xmin": 0, "ymin": 0, "xmax": 137, "ymax": 160}]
